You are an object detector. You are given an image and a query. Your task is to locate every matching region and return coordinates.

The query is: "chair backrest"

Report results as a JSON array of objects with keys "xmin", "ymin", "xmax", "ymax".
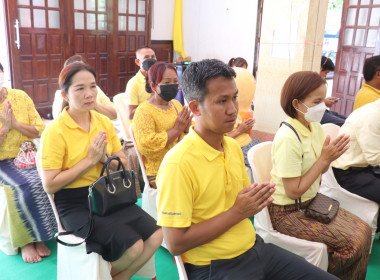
[
  {"xmin": 129, "ymin": 124, "xmax": 149, "ymax": 186},
  {"xmin": 113, "ymin": 93, "xmax": 131, "ymax": 140},
  {"xmin": 174, "ymin": 255, "xmax": 188, "ymax": 280},
  {"xmin": 247, "ymin": 141, "xmax": 273, "ymax": 183},
  {"xmin": 321, "ymin": 123, "xmax": 340, "ymax": 140}
]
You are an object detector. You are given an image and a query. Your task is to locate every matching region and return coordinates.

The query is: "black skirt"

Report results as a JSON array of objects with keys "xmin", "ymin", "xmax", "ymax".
[{"xmin": 54, "ymin": 186, "xmax": 160, "ymax": 262}]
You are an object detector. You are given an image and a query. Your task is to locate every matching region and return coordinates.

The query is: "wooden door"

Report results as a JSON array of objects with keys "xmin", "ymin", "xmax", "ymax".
[
  {"xmin": 5, "ymin": 0, "xmax": 152, "ymax": 117},
  {"xmin": 6, "ymin": 0, "xmax": 66, "ymax": 118},
  {"xmin": 332, "ymin": 0, "xmax": 380, "ymax": 116}
]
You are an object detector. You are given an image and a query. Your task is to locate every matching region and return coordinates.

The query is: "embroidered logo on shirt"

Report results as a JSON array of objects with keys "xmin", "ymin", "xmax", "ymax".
[{"xmin": 162, "ymin": 211, "xmax": 182, "ymax": 215}]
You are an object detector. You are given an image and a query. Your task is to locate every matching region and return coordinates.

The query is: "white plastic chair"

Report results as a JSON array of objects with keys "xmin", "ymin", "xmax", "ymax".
[
  {"xmin": 247, "ymin": 141, "xmax": 329, "ymax": 270},
  {"xmin": 174, "ymin": 255, "xmax": 188, "ymax": 280},
  {"xmin": 0, "ymin": 186, "xmax": 18, "ymax": 255},
  {"xmin": 113, "ymin": 93, "xmax": 131, "ymax": 140},
  {"xmin": 321, "ymin": 123, "xmax": 379, "ymax": 252}
]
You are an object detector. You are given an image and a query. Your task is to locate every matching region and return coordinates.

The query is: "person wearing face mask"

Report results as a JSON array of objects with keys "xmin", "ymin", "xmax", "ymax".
[
  {"xmin": 125, "ymin": 47, "xmax": 157, "ymax": 120},
  {"xmin": 132, "ymin": 62, "xmax": 191, "ymax": 219},
  {"xmin": 269, "ymin": 71, "xmax": 371, "ymax": 279},
  {"xmin": 0, "ymin": 62, "xmax": 57, "ymax": 263}
]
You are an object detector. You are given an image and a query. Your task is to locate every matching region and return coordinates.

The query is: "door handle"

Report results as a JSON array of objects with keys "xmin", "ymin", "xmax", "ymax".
[{"xmin": 14, "ymin": 19, "xmax": 20, "ymax": 49}]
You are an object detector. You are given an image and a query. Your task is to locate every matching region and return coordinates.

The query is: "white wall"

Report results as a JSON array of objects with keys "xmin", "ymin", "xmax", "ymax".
[
  {"xmin": 0, "ymin": 0, "xmax": 11, "ymax": 87},
  {"xmin": 182, "ymin": 0, "xmax": 258, "ymax": 72},
  {"xmin": 151, "ymin": 0, "xmax": 175, "ymax": 40}
]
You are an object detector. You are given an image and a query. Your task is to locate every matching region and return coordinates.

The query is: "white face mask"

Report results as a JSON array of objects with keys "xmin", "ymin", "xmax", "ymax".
[
  {"xmin": 296, "ymin": 101, "xmax": 326, "ymax": 123},
  {"xmin": 0, "ymin": 72, "xmax": 4, "ymax": 87}
]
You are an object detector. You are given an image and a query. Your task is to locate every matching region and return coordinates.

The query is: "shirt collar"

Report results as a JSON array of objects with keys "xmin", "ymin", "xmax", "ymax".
[
  {"xmin": 188, "ymin": 127, "xmax": 226, "ymax": 162},
  {"xmin": 287, "ymin": 117, "xmax": 313, "ymax": 138},
  {"xmin": 61, "ymin": 107, "xmax": 96, "ymax": 130},
  {"xmin": 363, "ymin": 83, "xmax": 380, "ymax": 94}
]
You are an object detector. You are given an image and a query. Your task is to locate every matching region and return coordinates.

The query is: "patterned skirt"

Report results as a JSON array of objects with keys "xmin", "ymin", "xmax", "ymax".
[
  {"xmin": 0, "ymin": 159, "xmax": 57, "ymax": 248},
  {"xmin": 268, "ymin": 200, "xmax": 371, "ymax": 280}
]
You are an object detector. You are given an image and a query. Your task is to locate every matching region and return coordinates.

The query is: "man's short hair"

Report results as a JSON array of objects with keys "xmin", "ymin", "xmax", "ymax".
[
  {"xmin": 182, "ymin": 59, "xmax": 236, "ymax": 104},
  {"xmin": 321, "ymin": 56, "xmax": 335, "ymax": 71},
  {"xmin": 362, "ymin": 55, "xmax": 380, "ymax": 82},
  {"xmin": 136, "ymin": 46, "xmax": 153, "ymax": 55}
]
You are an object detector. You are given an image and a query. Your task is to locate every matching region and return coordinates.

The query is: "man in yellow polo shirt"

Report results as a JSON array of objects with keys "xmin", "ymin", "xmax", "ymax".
[
  {"xmin": 125, "ymin": 47, "xmax": 156, "ymax": 119},
  {"xmin": 156, "ymin": 59, "xmax": 337, "ymax": 279},
  {"xmin": 353, "ymin": 55, "xmax": 380, "ymax": 110}
]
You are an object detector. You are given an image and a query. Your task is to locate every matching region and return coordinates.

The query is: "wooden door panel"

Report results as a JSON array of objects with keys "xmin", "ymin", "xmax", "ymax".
[{"xmin": 332, "ymin": 1, "xmax": 380, "ymax": 116}]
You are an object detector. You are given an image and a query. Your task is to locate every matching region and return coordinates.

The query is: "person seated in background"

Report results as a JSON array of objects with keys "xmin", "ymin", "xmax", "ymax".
[
  {"xmin": 52, "ymin": 55, "xmax": 117, "ymax": 120},
  {"xmin": 332, "ymin": 99, "xmax": 380, "ymax": 232},
  {"xmin": 126, "ymin": 47, "xmax": 157, "ymax": 120},
  {"xmin": 133, "ymin": 62, "xmax": 191, "ymax": 191},
  {"xmin": 228, "ymin": 57, "xmax": 248, "ymax": 69},
  {"xmin": 319, "ymin": 56, "xmax": 346, "ymax": 126},
  {"xmin": 156, "ymin": 59, "xmax": 339, "ymax": 280},
  {"xmin": 227, "ymin": 57, "xmax": 260, "ymax": 166},
  {"xmin": 269, "ymin": 71, "xmax": 371, "ymax": 279},
  {"xmin": 353, "ymin": 55, "xmax": 380, "ymax": 110},
  {"xmin": 0, "ymin": 62, "xmax": 56, "ymax": 263},
  {"xmin": 39, "ymin": 62, "xmax": 162, "ymax": 279}
]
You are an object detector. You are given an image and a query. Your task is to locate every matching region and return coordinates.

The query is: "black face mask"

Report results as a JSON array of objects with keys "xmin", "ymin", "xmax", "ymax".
[
  {"xmin": 158, "ymin": 84, "xmax": 179, "ymax": 102},
  {"xmin": 142, "ymin": 58, "xmax": 157, "ymax": 71}
]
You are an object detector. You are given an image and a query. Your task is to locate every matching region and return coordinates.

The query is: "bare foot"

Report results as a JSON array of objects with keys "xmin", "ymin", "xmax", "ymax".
[
  {"xmin": 21, "ymin": 243, "xmax": 42, "ymax": 263},
  {"xmin": 34, "ymin": 242, "xmax": 51, "ymax": 257}
]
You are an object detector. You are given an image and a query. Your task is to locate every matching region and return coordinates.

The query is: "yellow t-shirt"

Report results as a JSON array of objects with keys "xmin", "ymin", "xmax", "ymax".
[
  {"xmin": 133, "ymin": 100, "xmax": 184, "ymax": 176},
  {"xmin": 156, "ymin": 127, "xmax": 255, "ymax": 266},
  {"xmin": 0, "ymin": 88, "xmax": 45, "ymax": 160},
  {"xmin": 270, "ymin": 117, "xmax": 324, "ymax": 205},
  {"xmin": 125, "ymin": 71, "xmax": 151, "ymax": 106},
  {"xmin": 40, "ymin": 108, "xmax": 122, "ymax": 189},
  {"xmin": 353, "ymin": 83, "xmax": 380, "ymax": 110},
  {"xmin": 52, "ymin": 86, "xmax": 114, "ymax": 119},
  {"xmin": 228, "ymin": 116, "xmax": 252, "ymax": 147}
]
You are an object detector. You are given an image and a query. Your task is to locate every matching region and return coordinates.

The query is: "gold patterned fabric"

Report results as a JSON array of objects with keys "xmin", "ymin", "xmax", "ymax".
[
  {"xmin": 133, "ymin": 99, "xmax": 184, "ymax": 176},
  {"xmin": 268, "ymin": 201, "xmax": 371, "ymax": 280},
  {"xmin": 0, "ymin": 88, "xmax": 45, "ymax": 160}
]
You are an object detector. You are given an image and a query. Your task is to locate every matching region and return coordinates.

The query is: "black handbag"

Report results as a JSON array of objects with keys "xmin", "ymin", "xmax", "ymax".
[
  {"xmin": 89, "ymin": 155, "xmax": 137, "ymax": 216},
  {"xmin": 55, "ymin": 155, "xmax": 137, "ymax": 246}
]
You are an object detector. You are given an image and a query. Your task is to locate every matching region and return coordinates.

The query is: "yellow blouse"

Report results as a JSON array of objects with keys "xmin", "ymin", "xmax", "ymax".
[
  {"xmin": 133, "ymin": 99, "xmax": 184, "ymax": 176},
  {"xmin": 0, "ymin": 88, "xmax": 45, "ymax": 160}
]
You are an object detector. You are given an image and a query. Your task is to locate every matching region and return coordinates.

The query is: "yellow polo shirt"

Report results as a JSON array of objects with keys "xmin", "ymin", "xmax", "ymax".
[
  {"xmin": 353, "ymin": 83, "xmax": 380, "ymax": 110},
  {"xmin": 156, "ymin": 127, "xmax": 255, "ymax": 265},
  {"xmin": 133, "ymin": 100, "xmax": 184, "ymax": 176},
  {"xmin": 126, "ymin": 71, "xmax": 151, "ymax": 106},
  {"xmin": 332, "ymin": 99, "xmax": 380, "ymax": 170},
  {"xmin": 270, "ymin": 117, "xmax": 324, "ymax": 205},
  {"xmin": 0, "ymin": 88, "xmax": 45, "ymax": 160},
  {"xmin": 40, "ymin": 108, "xmax": 122, "ymax": 189},
  {"xmin": 52, "ymin": 86, "xmax": 114, "ymax": 119}
]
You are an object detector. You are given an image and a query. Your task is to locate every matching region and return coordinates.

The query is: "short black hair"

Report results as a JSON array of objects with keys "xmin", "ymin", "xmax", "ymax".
[
  {"xmin": 0, "ymin": 62, "xmax": 3, "ymax": 72},
  {"xmin": 182, "ymin": 59, "xmax": 236, "ymax": 104},
  {"xmin": 321, "ymin": 56, "xmax": 335, "ymax": 71},
  {"xmin": 362, "ymin": 55, "xmax": 380, "ymax": 82}
]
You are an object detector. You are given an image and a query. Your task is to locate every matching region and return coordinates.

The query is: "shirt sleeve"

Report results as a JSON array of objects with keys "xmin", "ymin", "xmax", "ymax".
[
  {"xmin": 273, "ymin": 135, "xmax": 303, "ymax": 178},
  {"xmin": 24, "ymin": 92, "xmax": 45, "ymax": 136},
  {"xmin": 157, "ymin": 162, "xmax": 194, "ymax": 227},
  {"xmin": 356, "ymin": 111, "xmax": 380, "ymax": 165},
  {"xmin": 96, "ymin": 87, "xmax": 114, "ymax": 107},
  {"xmin": 126, "ymin": 77, "xmax": 139, "ymax": 106},
  {"xmin": 133, "ymin": 108, "xmax": 168, "ymax": 159},
  {"xmin": 40, "ymin": 125, "xmax": 65, "ymax": 170}
]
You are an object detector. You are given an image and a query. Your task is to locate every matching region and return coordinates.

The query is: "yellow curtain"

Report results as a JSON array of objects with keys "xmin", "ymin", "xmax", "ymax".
[{"xmin": 173, "ymin": 0, "xmax": 186, "ymax": 58}]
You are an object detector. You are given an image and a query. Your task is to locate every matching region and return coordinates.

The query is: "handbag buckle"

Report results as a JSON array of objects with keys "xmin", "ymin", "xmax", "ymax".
[
  {"xmin": 123, "ymin": 178, "xmax": 131, "ymax": 189},
  {"xmin": 107, "ymin": 184, "xmax": 116, "ymax": 194}
]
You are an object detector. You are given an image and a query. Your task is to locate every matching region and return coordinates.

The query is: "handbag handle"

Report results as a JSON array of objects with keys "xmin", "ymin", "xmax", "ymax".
[{"xmin": 100, "ymin": 155, "xmax": 135, "ymax": 194}]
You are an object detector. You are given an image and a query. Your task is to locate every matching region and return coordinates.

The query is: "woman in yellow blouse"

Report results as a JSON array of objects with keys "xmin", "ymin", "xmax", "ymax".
[
  {"xmin": 133, "ymin": 62, "xmax": 192, "ymax": 189},
  {"xmin": 0, "ymin": 63, "xmax": 56, "ymax": 263},
  {"xmin": 40, "ymin": 62, "xmax": 162, "ymax": 279}
]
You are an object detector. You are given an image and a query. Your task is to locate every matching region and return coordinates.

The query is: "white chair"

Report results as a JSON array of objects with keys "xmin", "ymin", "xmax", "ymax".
[
  {"xmin": 0, "ymin": 186, "xmax": 18, "ymax": 255},
  {"xmin": 247, "ymin": 141, "xmax": 329, "ymax": 271},
  {"xmin": 48, "ymin": 194, "xmax": 112, "ymax": 280},
  {"xmin": 320, "ymin": 123, "xmax": 379, "ymax": 252},
  {"xmin": 113, "ymin": 93, "xmax": 131, "ymax": 140},
  {"xmin": 174, "ymin": 255, "xmax": 188, "ymax": 280}
]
